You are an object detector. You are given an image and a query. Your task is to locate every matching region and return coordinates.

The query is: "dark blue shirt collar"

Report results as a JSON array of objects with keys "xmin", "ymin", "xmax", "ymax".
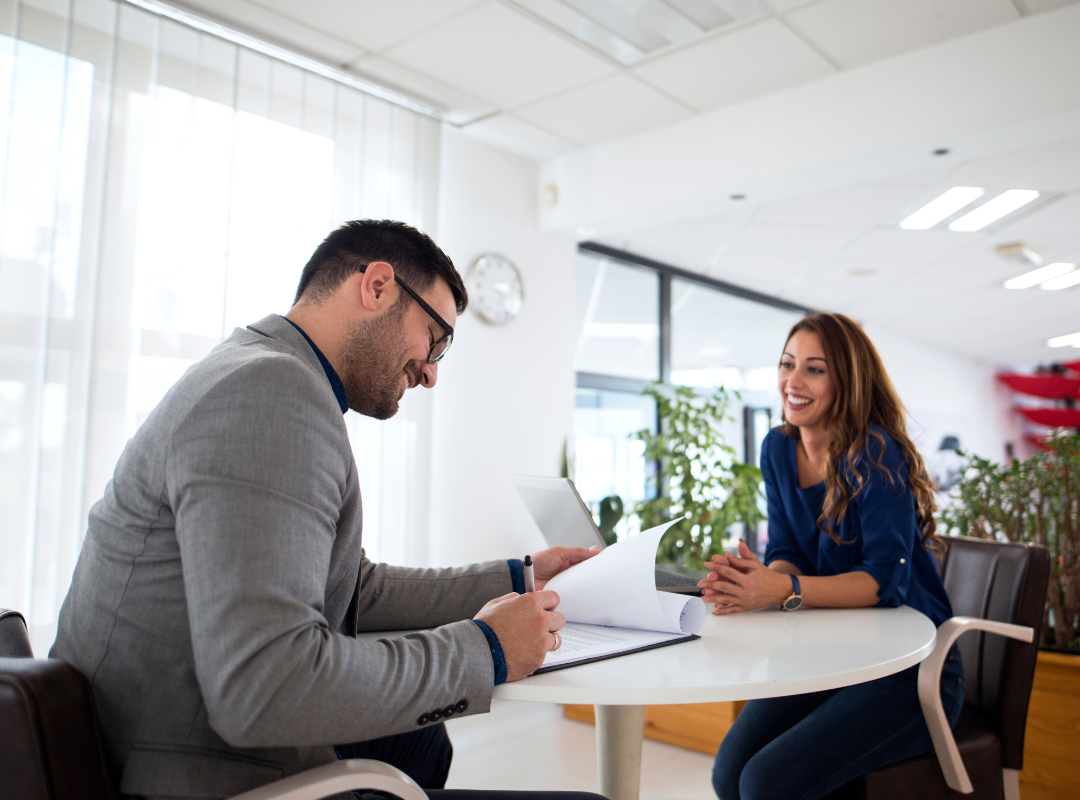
[{"xmin": 283, "ymin": 317, "xmax": 349, "ymax": 415}]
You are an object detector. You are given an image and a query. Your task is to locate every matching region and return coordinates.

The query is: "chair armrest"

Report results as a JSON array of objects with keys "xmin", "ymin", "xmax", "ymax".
[
  {"xmin": 917, "ymin": 616, "xmax": 1034, "ymax": 794},
  {"xmin": 227, "ymin": 758, "xmax": 428, "ymax": 800}
]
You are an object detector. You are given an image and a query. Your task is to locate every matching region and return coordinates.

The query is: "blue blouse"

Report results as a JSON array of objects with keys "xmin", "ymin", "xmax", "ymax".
[{"xmin": 761, "ymin": 426, "xmax": 952, "ymax": 626}]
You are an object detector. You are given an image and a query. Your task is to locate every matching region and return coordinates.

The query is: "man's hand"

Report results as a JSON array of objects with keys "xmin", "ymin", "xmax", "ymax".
[
  {"xmin": 697, "ymin": 540, "xmax": 790, "ymax": 615},
  {"xmin": 530, "ymin": 545, "xmax": 601, "ymax": 590},
  {"xmin": 474, "ymin": 590, "xmax": 565, "ymax": 681}
]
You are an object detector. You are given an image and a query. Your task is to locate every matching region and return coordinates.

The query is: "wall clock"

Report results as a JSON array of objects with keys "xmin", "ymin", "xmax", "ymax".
[{"xmin": 466, "ymin": 253, "xmax": 524, "ymax": 325}]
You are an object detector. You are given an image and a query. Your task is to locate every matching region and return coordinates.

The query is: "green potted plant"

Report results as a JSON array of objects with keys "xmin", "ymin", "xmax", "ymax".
[
  {"xmin": 937, "ymin": 435, "xmax": 1079, "ymax": 652},
  {"xmin": 634, "ymin": 383, "xmax": 764, "ymax": 567}
]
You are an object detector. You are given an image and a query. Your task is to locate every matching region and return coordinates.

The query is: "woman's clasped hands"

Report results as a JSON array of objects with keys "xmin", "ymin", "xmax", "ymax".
[{"xmin": 697, "ymin": 540, "xmax": 795, "ymax": 615}]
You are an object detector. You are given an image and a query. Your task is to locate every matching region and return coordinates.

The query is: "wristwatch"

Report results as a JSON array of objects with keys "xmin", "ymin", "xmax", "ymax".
[{"xmin": 781, "ymin": 574, "xmax": 803, "ymax": 611}]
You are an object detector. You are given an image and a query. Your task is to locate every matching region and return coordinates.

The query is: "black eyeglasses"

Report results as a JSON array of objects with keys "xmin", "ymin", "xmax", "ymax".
[{"xmin": 360, "ymin": 265, "xmax": 454, "ymax": 363}]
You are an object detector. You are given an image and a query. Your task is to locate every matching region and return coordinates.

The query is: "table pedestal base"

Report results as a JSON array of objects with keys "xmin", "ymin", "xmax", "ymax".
[{"xmin": 595, "ymin": 704, "xmax": 646, "ymax": 800}]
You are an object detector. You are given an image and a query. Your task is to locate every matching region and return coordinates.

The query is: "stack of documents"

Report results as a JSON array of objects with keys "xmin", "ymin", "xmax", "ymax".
[{"xmin": 538, "ymin": 521, "xmax": 706, "ymax": 673}]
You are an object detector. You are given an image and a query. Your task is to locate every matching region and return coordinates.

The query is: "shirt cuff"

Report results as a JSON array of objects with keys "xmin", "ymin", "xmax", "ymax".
[
  {"xmin": 472, "ymin": 619, "xmax": 507, "ymax": 685},
  {"xmin": 507, "ymin": 558, "xmax": 526, "ymax": 594}
]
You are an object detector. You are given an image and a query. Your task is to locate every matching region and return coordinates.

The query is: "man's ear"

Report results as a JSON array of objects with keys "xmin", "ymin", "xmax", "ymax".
[{"xmin": 356, "ymin": 261, "xmax": 396, "ymax": 312}]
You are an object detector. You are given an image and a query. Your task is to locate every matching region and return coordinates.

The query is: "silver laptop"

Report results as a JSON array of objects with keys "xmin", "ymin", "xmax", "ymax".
[{"xmin": 512, "ymin": 475, "xmax": 702, "ymax": 595}]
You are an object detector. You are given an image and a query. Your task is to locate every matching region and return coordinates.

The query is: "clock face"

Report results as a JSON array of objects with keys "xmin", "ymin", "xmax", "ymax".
[{"xmin": 467, "ymin": 253, "xmax": 524, "ymax": 325}]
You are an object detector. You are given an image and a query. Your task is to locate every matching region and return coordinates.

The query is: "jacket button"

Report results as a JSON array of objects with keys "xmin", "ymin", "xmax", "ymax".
[
  {"xmin": 417, "ymin": 714, "xmax": 429, "ymax": 726},
  {"xmin": 455, "ymin": 699, "xmax": 468, "ymax": 714},
  {"xmin": 443, "ymin": 705, "xmax": 456, "ymax": 718},
  {"xmin": 429, "ymin": 709, "xmax": 443, "ymax": 721}
]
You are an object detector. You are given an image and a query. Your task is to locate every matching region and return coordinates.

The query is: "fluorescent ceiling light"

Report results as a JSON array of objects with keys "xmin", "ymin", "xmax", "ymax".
[
  {"xmin": 948, "ymin": 189, "xmax": 1040, "ymax": 232},
  {"xmin": 899, "ymin": 187, "xmax": 984, "ymax": 230},
  {"xmin": 1040, "ymin": 267, "xmax": 1080, "ymax": 291},
  {"xmin": 585, "ymin": 323, "xmax": 658, "ymax": 339},
  {"xmin": 661, "ymin": 0, "xmax": 734, "ymax": 30},
  {"xmin": 561, "ymin": 0, "xmax": 669, "ymax": 51},
  {"xmin": 1003, "ymin": 262, "xmax": 1075, "ymax": 289},
  {"xmin": 1048, "ymin": 331, "xmax": 1080, "ymax": 348}
]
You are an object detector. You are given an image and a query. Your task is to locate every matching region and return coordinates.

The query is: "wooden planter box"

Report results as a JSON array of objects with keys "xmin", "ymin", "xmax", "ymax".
[
  {"xmin": 1019, "ymin": 650, "xmax": 1080, "ymax": 800},
  {"xmin": 565, "ymin": 650, "xmax": 1080, "ymax": 795}
]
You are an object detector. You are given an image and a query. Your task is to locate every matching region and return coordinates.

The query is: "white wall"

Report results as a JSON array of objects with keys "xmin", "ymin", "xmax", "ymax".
[
  {"xmin": 429, "ymin": 129, "xmax": 578, "ymax": 567},
  {"xmin": 866, "ymin": 324, "xmax": 1018, "ymax": 465}
]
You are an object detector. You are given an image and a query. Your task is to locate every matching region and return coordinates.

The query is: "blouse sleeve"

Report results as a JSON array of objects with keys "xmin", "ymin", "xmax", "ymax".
[
  {"xmin": 848, "ymin": 435, "xmax": 917, "ymax": 607},
  {"xmin": 761, "ymin": 433, "xmax": 813, "ymax": 575}
]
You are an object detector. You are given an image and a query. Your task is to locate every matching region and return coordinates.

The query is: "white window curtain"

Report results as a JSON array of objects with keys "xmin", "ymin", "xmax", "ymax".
[{"xmin": 0, "ymin": 0, "xmax": 441, "ymax": 654}]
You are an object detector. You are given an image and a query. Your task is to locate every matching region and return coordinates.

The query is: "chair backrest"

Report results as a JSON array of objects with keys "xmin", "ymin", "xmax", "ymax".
[
  {"xmin": 0, "ymin": 657, "xmax": 117, "ymax": 800},
  {"xmin": 938, "ymin": 536, "xmax": 1051, "ymax": 771},
  {"xmin": 0, "ymin": 608, "xmax": 34, "ymax": 658}
]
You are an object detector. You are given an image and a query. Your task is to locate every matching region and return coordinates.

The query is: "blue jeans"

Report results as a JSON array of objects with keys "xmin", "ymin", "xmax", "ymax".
[{"xmin": 712, "ymin": 645, "xmax": 965, "ymax": 800}]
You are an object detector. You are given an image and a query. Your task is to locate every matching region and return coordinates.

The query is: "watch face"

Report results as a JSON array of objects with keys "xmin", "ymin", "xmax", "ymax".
[
  {"xmin": 467, "ymin": 253, "xmax": 523, "ymax": 325},
  {"xmin": 783, "ymin": 596, "xmax": 803, "ymax": 611}
]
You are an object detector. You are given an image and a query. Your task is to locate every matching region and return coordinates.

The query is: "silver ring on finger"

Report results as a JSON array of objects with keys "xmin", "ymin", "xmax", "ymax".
[{"xmin": 549, "ymin": 631, "xmax": 561, "ymax": 652}]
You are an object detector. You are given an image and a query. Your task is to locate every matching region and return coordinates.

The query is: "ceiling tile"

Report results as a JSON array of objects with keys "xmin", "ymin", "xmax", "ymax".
[
  {"xmin": 384, "ymin": 3, "xmax": 616, "ymax": 108},
  {"xmin": 786, "ymin": 0, "xmax": 1019, "ymax": 69},
  {"xmin": 178, "ymin": 0, "xmax": 365, "ymax": 64},
  {"xmin": 348, "ymin": 55, "xmax": 495, "ymax": 124},
  {"xmin": 622, "ymin": 219, "xmax": 742, "ymax": 270},
  {"xmin": 708, "ymin": 256, "xmax": 819, "ymax": 297},
  {"xmin": 632, "ymin": 18, "xmax": 836, "ymax": 112},
  {"xmin": 457, "ymin": 113, "xmax": 579, "ymax": 161},
  {"xmin": 943, "ymin": 137, "xmax": 1080, "ymax": 194},
  {"xmin": 837, "ymin": 228, "xmax": 970, "ymax": 262},
  {"xmin": 753, "ymin": 183, "xmax": 922, "ymax": 227},
  {"xmin": 516, "ymin": 75, "xmax": 692, "ymax": 147},
  {"xmin": 725, "ymin": 223, "xmax": 861, "ymax": 259},
  {"xmin": 243, "ymin": 0, "xmax": 486, "ymax": 52},
  {"xmin": 1020, "ymin": 0, "xmax": 1080, "ymax": 13}
]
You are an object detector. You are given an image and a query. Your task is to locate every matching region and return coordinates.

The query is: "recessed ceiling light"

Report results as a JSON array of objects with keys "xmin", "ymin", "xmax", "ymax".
[
  {"xmin": 948, "ymin": 189, "xmax": 1040, "ymax": 232},
  {"xmin": 1003, "ymin": 262, "xmax": 1075, "ymax": 289},
  {"xmin": 899, "ymin": 187, "xmax": 984, "ymax": 230},
  {"xmin": 1040, "ymin": 266, "xmax": 1080, "ymax": 291},
  {"xmin": 1048, "ymin": 330, "xmax": 1080, "ymax": 348}
]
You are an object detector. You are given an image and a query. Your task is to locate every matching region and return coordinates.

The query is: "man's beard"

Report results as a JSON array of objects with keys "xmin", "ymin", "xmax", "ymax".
[{"xmin": 339, "ymin": 301, "xmax": 412, "ymax": 420}]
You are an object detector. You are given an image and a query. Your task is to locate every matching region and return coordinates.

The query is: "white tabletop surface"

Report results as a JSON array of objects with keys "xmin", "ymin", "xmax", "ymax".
[{"xmin": 492, "ymin": 606, "xmax": 937, "ymax": 706}]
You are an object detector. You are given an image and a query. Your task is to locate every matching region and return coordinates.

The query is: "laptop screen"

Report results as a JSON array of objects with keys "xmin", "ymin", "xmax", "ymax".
[{"xmin": 512, "ymin": 475, "xmax": 606, "ymax": 550}]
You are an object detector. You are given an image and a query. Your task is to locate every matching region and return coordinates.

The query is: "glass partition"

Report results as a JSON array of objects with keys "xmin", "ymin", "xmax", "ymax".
[{"xmin": 574, "ymin": 253, "xmax": 659, "ymax": 381}]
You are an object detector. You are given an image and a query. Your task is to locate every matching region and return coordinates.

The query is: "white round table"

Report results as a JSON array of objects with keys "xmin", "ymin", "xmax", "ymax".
[{"xmin": 494, "ymin": 606, "xmax": 937, "ymax": 800}]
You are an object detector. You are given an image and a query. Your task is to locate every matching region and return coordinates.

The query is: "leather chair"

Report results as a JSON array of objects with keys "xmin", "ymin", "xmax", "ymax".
[
  {"xmin": 829, "ymin": 536, "xmax": 1051, "ymax": 800},
  {"xmin": 0, "ymin": 609, "xmax": 427, "ymax": 800}
]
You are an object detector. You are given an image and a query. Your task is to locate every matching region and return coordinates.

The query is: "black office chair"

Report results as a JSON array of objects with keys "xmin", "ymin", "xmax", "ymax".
[
  {"xmin": 0, "ymin": 608, "xmax": 427, "ymax": 800},
  {"xmin": 829, "ymin": 536, "xmax": 1051, "ymax": 800}
]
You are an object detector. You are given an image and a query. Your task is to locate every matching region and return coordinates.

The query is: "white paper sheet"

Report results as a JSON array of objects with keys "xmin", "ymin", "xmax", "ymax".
[
  {"xmin": 543, "ymin": 520, "xmax": 706, "ymax": 636},
  {"xmin": 539, "ymin": 622, "xmax": 689, "ymax": 670}
]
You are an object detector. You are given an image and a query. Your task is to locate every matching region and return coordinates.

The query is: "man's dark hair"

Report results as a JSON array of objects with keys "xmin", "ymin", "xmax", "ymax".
[{"xmin": 294, "ymin": 219, "xmax": 468, "ymax": 313}]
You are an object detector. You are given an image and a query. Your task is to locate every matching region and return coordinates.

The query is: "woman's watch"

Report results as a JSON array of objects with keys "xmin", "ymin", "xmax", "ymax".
[{"xmin": 781, "ymin": 574, "xmax": 803, "ymax": 611}]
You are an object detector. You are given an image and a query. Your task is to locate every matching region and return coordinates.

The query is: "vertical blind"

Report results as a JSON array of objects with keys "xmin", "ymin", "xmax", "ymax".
[{"xmin": 0, "ymin": 0, "xmax": 442, "ymax": 653}]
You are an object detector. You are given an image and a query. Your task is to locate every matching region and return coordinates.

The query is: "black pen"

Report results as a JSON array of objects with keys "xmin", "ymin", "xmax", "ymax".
[{"xmin": 523, "ymin": 554, "xmax": 535, "ymax": 593}]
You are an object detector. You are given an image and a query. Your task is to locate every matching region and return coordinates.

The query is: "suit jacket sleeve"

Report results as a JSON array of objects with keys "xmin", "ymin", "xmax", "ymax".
[{"xmin": 166, "ymin": 355, "xmax": 504, "ymax": 749}]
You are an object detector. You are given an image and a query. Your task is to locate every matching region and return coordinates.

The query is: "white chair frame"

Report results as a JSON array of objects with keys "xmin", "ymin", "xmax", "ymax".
[
  {"xmin": 918, "ymin": 616, "xmax": 1034, "ymax": 799},
  {"xmin": 228, "ymin": 758, "xmax": 427, "ymax": 800}
]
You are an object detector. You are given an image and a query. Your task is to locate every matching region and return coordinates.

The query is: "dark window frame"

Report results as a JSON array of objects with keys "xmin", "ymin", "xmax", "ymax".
[{"xmin": 575, "ymin": 242, "xmax": 813, "ymax": 554}]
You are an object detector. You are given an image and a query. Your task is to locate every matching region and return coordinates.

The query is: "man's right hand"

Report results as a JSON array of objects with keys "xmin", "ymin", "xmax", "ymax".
[{"xmin": 474, "ymin": 590, "xmax": 564, "ymax": 682}]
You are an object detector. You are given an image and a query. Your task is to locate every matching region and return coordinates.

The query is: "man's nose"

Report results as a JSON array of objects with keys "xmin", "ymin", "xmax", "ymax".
[{"xmin": 419, "ymin": 361, "xmax": 438, "ymax": 388}]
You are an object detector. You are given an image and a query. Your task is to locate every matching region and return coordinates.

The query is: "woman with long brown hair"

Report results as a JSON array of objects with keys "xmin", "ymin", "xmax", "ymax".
[{"xmin": 701, "ymin": 313, "xmax": 964, "ymax": 800}]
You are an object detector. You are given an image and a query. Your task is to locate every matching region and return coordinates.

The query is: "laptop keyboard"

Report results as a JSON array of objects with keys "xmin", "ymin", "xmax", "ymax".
[{"xmin": 654, "ymin": 567, "xmax": 700, "ymax": 587}]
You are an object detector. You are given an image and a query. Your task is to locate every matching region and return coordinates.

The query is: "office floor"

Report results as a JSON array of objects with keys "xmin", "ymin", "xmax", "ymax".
[{"xmin": 445, "ymin": 700, "xmax": 717, "ymax": 799}]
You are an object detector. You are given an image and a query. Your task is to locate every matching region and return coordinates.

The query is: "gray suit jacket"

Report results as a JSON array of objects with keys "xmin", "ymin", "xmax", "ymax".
[{"xmin": 52, "ymin": 314, "xmax": 512, "ymax": 800}]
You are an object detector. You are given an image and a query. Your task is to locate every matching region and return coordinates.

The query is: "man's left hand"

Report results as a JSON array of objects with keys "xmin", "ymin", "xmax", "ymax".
[{"xmin": 529, "ymin": 545, "xmax": 601, "ymax": 590}]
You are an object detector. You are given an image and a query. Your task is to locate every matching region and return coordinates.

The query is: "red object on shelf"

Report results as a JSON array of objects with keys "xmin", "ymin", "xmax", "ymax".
[
  {"xmin": 1016, "ymin": 407, "xmax": 1080, "ymax": 427},
  {"xmin": 998, "ymin": 373, "xmax": 1080, "ymax": 399},
  {"xmin": 1064, "ymin": 360, "xmax": 1080, "ymax": 374}
]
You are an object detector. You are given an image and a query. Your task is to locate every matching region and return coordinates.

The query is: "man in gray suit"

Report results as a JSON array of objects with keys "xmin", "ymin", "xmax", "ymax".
[{"xmin": 52, "ymin": 220, "xmax": 603, "ymax": 800}]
